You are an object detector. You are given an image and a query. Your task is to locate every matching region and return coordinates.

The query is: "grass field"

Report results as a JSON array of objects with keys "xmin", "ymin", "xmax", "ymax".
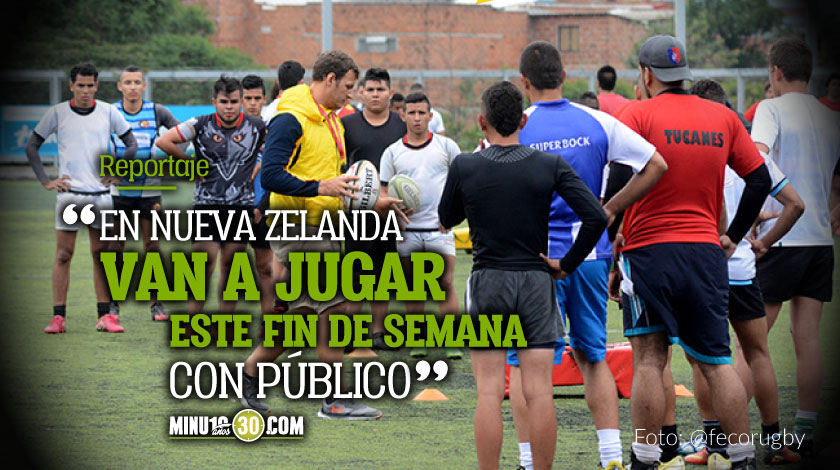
[{"xmin": 0, "ymin": 180, "xmax": 837, "ymax": 469}]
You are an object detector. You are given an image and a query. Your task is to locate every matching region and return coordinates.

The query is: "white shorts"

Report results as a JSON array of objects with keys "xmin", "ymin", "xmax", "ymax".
[
  {"xmin": 396, "ymin": 230, "xmax": 456, "ymax": 257},
  {"xmin": 55, "ymin": 192, "xmax": 112, "ymax": 231}
]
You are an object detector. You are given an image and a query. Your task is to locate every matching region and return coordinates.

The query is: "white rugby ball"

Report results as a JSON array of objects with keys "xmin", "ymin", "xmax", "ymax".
[
  {"xmin": 343, "ymin": 160, "xmax": 381, "ymax": 211},
  {"xmin": 387, "ymin": 174, "xmax": 422, "ymax": 212}
]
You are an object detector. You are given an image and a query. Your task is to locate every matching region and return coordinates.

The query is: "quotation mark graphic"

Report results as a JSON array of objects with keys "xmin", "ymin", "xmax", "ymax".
[
  {"xmin": 414, "ymin": 360, "xmax": 448, "ymax": 381},
  {"xmin": 62, "ymin": 204, "xmax": 96, "ymax": 225}
]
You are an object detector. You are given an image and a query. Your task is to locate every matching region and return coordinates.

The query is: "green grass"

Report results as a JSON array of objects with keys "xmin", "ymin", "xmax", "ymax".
[{"xmin": 0, "ymin": 180, "xmax": 837, "ymax": 469}]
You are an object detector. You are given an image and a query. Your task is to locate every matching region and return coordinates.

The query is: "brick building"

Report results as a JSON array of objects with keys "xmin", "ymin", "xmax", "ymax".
[
  {"xmin": 183, "ymin": 0, "xmax": 671, "ymax": 71},
  {"xmin": 181, "ymin": 0, "xmax": 671, "ymax": 111}
]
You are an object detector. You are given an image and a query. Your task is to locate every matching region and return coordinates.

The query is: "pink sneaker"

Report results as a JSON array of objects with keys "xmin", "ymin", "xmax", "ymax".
[
  {"xmin": 96, "ymin": 314, "xmax": 124, "ymax": 333},
  {"xmin": 44, "ymin": 315, "xmax": 67, "ymax": 334}
]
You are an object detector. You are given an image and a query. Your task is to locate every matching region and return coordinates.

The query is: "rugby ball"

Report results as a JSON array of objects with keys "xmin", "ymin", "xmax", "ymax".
[
  {"xmin": 343, "ymin": 160, "xmax": 381, "ymax": 211},
  {"xmin": 387, "ymin": 174, "xmax": 422, "ymax": 212}
]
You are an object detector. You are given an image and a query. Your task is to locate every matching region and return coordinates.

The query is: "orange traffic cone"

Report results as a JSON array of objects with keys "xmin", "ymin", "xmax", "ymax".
[{"xmin": 413, "ymin": 388, "xmax": 449, "ymax": 401}]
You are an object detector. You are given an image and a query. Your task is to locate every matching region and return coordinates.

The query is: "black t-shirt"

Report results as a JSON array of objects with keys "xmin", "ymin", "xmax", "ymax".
[
  {"xmin": 439, "ymin": 145, "xmax": 607, "ymax": 273},
  {"xmin": 341, "ymin": 110, "xmax": 406, "ymax": 169},
  {"xmin": 189, "ymin": 113, "xmax": 265, "ymax": 206}
]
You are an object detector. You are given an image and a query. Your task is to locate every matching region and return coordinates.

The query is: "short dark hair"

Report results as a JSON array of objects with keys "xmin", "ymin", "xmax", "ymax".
[
  {"xmin": 70, "ymin": 63, "xmax": 98, "ymax": 82},
  {"xmin": 361, "ymin": 67, "xmax": 391, "ymax": 88},
  {"xmin": 241, "ymin": 75, "xmax": 265, "ymax": 95},
  {"xmin": 278, "ymin": 61, "xmax": 305, "ymax": 90},
  {"xmin": 768, "ymin": 37, "xmax": 812, "ymax": 83},
  {"xmin": 122, "ymin": 65, "xmax": 142, "ymax": 75},
  {"xmin": 689, "ymin": 79, "xmax": 728, "ymax": 105},
  {"xmin": 213, "ymin": 75, "xmax": 243, "ymax": 98},
  {"xmin": 404, "ymin": 92, "xmax": 431, "ymax": 111},
  {"xmin": 481, "ymin": 81, "xmax": 523, "ymax": 137},
  {"xmin": 578, "ymin": 91, "xmax": 600, "ymax": 110},
  {"xmin": 390, "ymin": 93, "xmax": 405, "ymax": 105},
  {"xmin": 312, "ymin": 50, "xmax": 359, "ymax": 82},
  {"xmin": 597, "ymin": 65, "xmax": 617, "ymax": 91},
  {"xmin": 519, "ymin": 41, "xmax": 563, "ymax": 91},
  {"xmin": 409, "ymin": 82, "xmax": 424, "ymax": 92},
  {"xmin": 826, "ymin": 73, "xmax": 840, "ymax": 87}
]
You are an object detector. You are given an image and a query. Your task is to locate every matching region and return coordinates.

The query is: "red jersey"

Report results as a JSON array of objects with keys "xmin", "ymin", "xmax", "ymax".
[
  {"xmin": 743, "ymin": 100, "xmax": 761, "ymax": 122},
  {"xmin": 597, "ymin": 93, "xmax": 631, "ymax": 117},
  {"xmin": 618, "ymin": 89, "xmax": 764, "ymax": 252},
  {"xmin": 615, "ymin": 99, "xmax": 640, "ymax": 121},
  {"xmin": 337, "ymin": 103, "xmax": 357, "ymax": 118},
  {"xmin": 818, "ymin": 96, "xmax": 840, "ymax": 112}
]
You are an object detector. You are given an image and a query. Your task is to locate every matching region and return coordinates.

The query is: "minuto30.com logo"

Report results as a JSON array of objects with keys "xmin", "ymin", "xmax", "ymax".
[{"xmin": 168, "ymin": 410, "xmax": 304, "ymax": 441}]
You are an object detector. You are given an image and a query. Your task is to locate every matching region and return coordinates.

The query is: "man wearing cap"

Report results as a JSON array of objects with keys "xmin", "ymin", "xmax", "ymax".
[{"xmin": 612, "ymin": 35, "xmax": 772, "ymax": 470}]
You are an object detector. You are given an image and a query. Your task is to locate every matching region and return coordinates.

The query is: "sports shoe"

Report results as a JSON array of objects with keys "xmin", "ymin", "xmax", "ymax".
[
  {"xmin": 659, "ymin": 455, "xmax": 684, "ymax": 469},
  {"xmin": 317, "ymin": 398, "xmax": 382, "ymax": 420},
  {"xmin": 240, "ymin": 374, "xmax": 271, "ymax": 415},
  {"xmin": 602, "ymin": 461, "xmax": 626, "ymax": 469},
  {"xmin": 685, "ymin": 447, "xmax": 709, "ymax": 464},
  {"xmin": 96, "ymin": 314, "xmax": 124, "ymax": 333},
  {"xmin": 792, "ymin": 438, "xmax": 813, "ymax": 459},
  {"xmin": 628, "ymin": 451, "xmax": 659, "ymax": 470},
  {"xmin": 371, "ymin": 331, "xmax": 399, "ymax": 351},
  {"xmin": 151, "ymin": 302, "xmax": 168, "ymax": 321},
  {"xmin": 44, "ymin": 315, "xmax": 66, "ymax": 334},
  {"xmin": 445, "ymin": 348, "xmax": 463, "ymax": 359},
  {"xmin": 410, "ymin": 347, "xmax": 429, "ymax": 358},
  {"xmin": 679, "ymin": 435, "xmax": 706, "ymax": 455},
  {"xmin": 763, "ymin": 445, "xmax": 801, "ymax": 465},
  {"xmin": 109, "ymin": 301, "xmax": 120, "ymax": 318},
  {"xmin": 273, "ymin": 298, "xmax": 289, "ymax": 315},
  {"xmin": 706, "ymin": 452, "xmax": 731, "ymax": 470},
  {"xmin": 514, "ymin": 466, "xmax": 526, "ymax": 470},
  {"xmin": 730, "ymin": 458, "xmax": 755, "ymax": 470}
]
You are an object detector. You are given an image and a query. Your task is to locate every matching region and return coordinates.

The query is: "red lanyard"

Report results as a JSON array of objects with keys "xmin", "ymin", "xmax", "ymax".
[{"xmin": 316, "ymin": 101, "xmax": 345, "ymax": 162}]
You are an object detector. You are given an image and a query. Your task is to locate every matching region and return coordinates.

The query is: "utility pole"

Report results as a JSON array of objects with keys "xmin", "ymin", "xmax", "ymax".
[
  {"xmin": 675, "ymin": 0, "xmax": 686, "ymax": 47},
  {"xmin": 322, "ymin": 0, "xmax": 333, "ymax": 52}
]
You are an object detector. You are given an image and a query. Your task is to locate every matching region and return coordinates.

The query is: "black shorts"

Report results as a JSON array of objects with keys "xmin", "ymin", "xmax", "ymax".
[
  {"xmin": 345, "ymin": 237, "xmax": 396, "ymax": 267},
  {"xmin": 192, "ymin": 205, "xmax": 252, "ymax": 245},
  {"xmin": 465, "ymin": 268, "xmax": 564, "ymax": 348},
  {"xmin": 112, "ymin": 196, "xmax": 162, "ymax": 220},
  {"xmin": 728, "ymin": 281, "xmax": 765, "ymax": 322},
  {"xmin": 620, "ymin": 243, "xmax": 731, "ymax": 364},
  {"xmin": 756, "ymin": 246, "xmax": 834, "ymax": 303},
  {"xmin": 251, "ymin": 209, "xmax": 271, "ymax": 250}
]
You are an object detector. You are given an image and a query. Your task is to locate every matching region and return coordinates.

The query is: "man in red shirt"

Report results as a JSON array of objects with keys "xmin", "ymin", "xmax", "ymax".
[
  {"xmin": 596, "ymin": 65, "xmax": 630, "ymax": 116},
  {"xmin": 615, "ymin": 35, "xmax": 771, "ymax": 470}
]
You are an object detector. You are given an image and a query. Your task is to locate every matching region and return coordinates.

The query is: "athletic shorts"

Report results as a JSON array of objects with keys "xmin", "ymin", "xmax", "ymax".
[
  {"xmin": 728, "ymin": 280, "xmax": 766, "ymax": 322},
  {"xmin": 270, "ymin": 225, "xmax": 345, "ymax": 315},
  {"xmin": 55, "ymin": 191, "xmax": 112, "ymax": 231},
  {"xmin": 192, "ymin": 205, "xmax": 252, "ymax": 244},
  {"xmin": 756, "ymin": 246, "xmax": 834, "ymax": 303},
  {"xmin": 558, "ymin": 258, "xmax": 610, "ymax": 362},
  {"xmin": 620, "ymin": 243, "xmax": 731, "ymax": 365},
  {"xmin": 465, "ymin": 268, "xmax": 564, "ymax": 348},
  {"xmin": 112, "ymin": 196, "xmax": 162, "ymax": 221},
  {"xmin": 396, "ymin": 230, "xmax": 456, "ymax": 257},
  {"xmin": 345, "ymin": 236, "xmax": 396, "ymax": 267},
  {"xmin": 250, "ymin": 209, "xmax": 271, "ymax": 250},
  {"xmin": 506, "ymin": 338, "xmax": 565, "ymax": 367}
]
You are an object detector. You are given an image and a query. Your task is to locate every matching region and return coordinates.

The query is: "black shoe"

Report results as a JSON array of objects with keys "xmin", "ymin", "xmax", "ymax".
[
  {"xmin": 371, "ymin": 331, "xmax": 399, "ymax": 351},
  {"xmin": 629, "ymin": 451, "xmax": 659, "ymax": 470},
  {"xmin": 731, "ymin": 457, "xmax": 757, "ymax": 470},
  {"xmin": 240, "ymin": 374, "xmax": 271, "ymax": 415}
]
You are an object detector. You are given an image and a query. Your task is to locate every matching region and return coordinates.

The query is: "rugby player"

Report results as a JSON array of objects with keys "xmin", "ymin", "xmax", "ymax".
[
  {"xmin": 109, "ymin": 65, "xmax": 180, "ymax": 321},
  {"xmin": 379, "ymin": 91, "xmax": 463, "ymax": 359},
  {"xmin": 513, "ymin": 41, "xmax": 667, "ymax": 470},
  {"xmin": 28, "ymin": 63, "xmax": 137, "ymax": 334},
  {"xmin": 439, "ymin": 80, "xmax": 608, "ymax": 470},
  {"xmin": 341, "ymin": 68, "xmax": 407, "ymax": 351},
  {"xmin": 614, "ymin": 35, "xmax": 772, "ymax": 470},
  {"xmin": 752, "ymin": 37, "xmax": 840, "ymax": 459}
]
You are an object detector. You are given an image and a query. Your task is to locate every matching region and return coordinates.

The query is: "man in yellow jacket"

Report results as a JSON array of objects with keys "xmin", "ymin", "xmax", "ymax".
[{"xmin": 240, "ymin": 50, "xmax": 387, "ymax": 420}]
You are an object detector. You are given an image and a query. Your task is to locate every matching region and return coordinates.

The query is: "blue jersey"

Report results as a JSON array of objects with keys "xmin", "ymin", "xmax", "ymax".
[
  {"xmin": 519, "ymin": 99, "xmax": 655, "ymax": 260},
  {"xmin": 111, "ymin": 100, "xmax": 159, "ymax": 197}
]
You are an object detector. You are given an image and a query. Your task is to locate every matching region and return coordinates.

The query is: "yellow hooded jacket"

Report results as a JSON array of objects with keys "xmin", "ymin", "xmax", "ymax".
[{"xmin": 262, "ymin": 84, "xmax": 345, "ymax": 227}]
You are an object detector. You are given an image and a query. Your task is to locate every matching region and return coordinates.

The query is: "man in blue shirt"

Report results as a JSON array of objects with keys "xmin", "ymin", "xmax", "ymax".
[{"xmin": 510, "ymin": 41, "xmax": 667, "ymax": 470}]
